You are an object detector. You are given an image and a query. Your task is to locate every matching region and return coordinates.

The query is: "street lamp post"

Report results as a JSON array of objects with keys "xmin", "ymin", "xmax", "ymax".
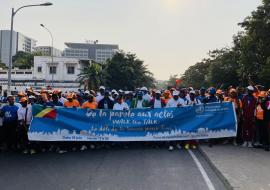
[
  {"xmin": 40, "ymin": 24, "xmax": 54, "ymax": 87},
  {"xmin": 7, "ymin": 2, "xmax": 53, "ymax": 94}
]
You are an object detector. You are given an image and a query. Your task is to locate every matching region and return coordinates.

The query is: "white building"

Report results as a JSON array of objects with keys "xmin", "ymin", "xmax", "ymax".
[
  {"xmin": 33, "ymin": 56, "xmax": 81, "ymax": 82},
  {"xmin": 35, "ymin": 46, "xmax": 62, "ymax": 57},
  {"xmin": 0, "ymin": 30, "xmax": 37, "ymax": 65},
  {"xmin": 0, "ymin": 56, "xmax": 87, "ymax": 93}
]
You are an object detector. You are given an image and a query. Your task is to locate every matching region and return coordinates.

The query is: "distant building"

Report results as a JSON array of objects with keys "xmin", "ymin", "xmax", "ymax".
[
  {"xmin": 35, "ymin": 46, "xmax": 62, "ymax": 57},
  {"xmin": 63, "ymin": 42, "xmax": 119, "ymax": 63},
  {"xmin": 0, "ymin": 30, "xmax": 37, "ymax": 65}
]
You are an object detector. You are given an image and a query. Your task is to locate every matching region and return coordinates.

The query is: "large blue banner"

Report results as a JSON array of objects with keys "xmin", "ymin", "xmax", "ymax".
[{"xmin": 28, "ymin": 102, "xmax": 237, "ymax": 141}]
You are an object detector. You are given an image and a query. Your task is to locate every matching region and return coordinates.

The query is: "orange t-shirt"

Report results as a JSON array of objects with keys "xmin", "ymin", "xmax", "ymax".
[
  {"xmin": 64, "ymin": 100, "xmax": 80, "ymax": 108},
  {"xmin": 82, "ymin": 101, "xmax": 97, "ymax": 109},
  {"xmin": 256, "ymin": 104, "xmax": 264, "ymax": 120}
]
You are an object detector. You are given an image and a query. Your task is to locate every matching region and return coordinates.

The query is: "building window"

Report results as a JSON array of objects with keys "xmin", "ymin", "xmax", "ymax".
[
  {"xmin": 67, "ymin": 66, "xmax": 75, "ymax": 74},
  {"xmin": 49, "ymin": 66, "xmax": 56, "ymax": 74},
  {"xmin": 37, "ymin": 67, "xmax": 42, "ymax": 73}
]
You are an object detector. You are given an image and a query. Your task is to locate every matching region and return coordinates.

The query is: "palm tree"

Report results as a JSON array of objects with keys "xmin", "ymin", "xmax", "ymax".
[{"xmin": 77, "ymin": 62, "xmax": 103, "ymax": 91}]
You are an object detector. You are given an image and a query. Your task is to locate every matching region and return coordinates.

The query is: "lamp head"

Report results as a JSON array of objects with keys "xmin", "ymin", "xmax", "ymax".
[{"xmin": 40, "ymin": 2, "xmax": 53, "ymax": 6}]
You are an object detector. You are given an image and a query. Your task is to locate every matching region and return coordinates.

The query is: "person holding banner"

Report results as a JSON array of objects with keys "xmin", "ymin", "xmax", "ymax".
[
  {"xmin": 131, "ymin": 91, "xmax": 149, "ymax": 109},
  {"xmin": 96, "ymin": 86, "xmax": 106, "ymax": 103},
  {"xmin": 46, "ymin": 94, "xmax": 63, "ymax": 107},
  {"xmin": 184, "ymin": 91, "xmax": 201, "ymax": 150},
  {"xmin": 98, "ymin": 91, "xmax": 114, "ymax": 109},
  {"xmin": 82, "ymin": 94, "xmax": 97, "ymax": 109},
  {"xmin": 166, "ymin": 91, "xmax": 185, "ymax": 151},
  {"xmin": 113, "ymin": 95, "xmax": 129, "ymax": 110},
  {"xmin": 166, "ymin": 91, "xmax": 185, "ymax": 108},
  {"xmin": 64, "ymin": 93, "xmax": 80, "ymax": 108},
  {"xmin": 205, "ymin": 87, "xmax": 218, "ymax": 103},
  {"xmin": 149, "ymin": 90, "xmax": 166, "ymax": 108}
]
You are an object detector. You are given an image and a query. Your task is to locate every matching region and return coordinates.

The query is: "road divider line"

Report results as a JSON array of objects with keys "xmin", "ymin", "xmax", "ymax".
[{"xmin": 188, "ymin": 149, "xmax": 216, "ymax": 190}]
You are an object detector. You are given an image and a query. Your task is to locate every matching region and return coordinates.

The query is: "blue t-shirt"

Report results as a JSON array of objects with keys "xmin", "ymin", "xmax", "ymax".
[
  {"xmin": 45, "ymin": 101, "xmax": 63, "ymax": 107},
  {"xmin": 206, "ymin": 95, "xmax": 218, "ymax": 103},
  {"xmin": 1, "ymin": 105, "xmax": 19, "ymax": 123}
]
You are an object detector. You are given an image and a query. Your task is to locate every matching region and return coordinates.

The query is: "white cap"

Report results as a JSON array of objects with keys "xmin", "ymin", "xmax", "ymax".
[
  {"xmin": 172, "ymin": 91, "xmax": 179, "ymax": 96},
  {"xmin": 84, "ymin": 90, "xmax": 90, "ymax": 94},
  {"xmin": 99, "ymin": 86, "xmax": 105, "ymax": 90},
  {"xmin": 247, "ymin": 86, "xmax": 254, "ymax": 91},
  {"xmin": 125, "ymin": 91, "xmax": 130, "ymax": 95},
  {"xmin": 29, "ymin": 95, "xmax": 36, "ymax": 99},
  {"xmin": 111, "ymin": 89, "xmax": 117, "ymax": 93},
  {"xmin": 155, "ymin": 90, "xmax": 161, "ymax": 94},
  {"xmin": 119, "ymin": 89, "xmax": 124, "ymax": 93},
  {"xmin": 189, "ymin": 90, "xmax": 195, "ymax": 94},
  {"xmin": 141, "ymin": 87, "xmax": 148, "ymax": 91}
]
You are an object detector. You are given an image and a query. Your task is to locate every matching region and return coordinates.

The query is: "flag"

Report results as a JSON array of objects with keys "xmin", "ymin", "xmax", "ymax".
[{"xmin": 32, "ymin": 104, "xmax": 57, "ymax": 119}]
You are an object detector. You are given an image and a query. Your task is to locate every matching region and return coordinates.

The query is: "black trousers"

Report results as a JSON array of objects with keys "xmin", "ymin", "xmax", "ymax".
[
  {"xmin": 17, "ymin": 124, "xmax": 29, "ymax": 150},
  {"xmin": 3, "ymin": 122, "xmax": 18, "ymax": 149}
]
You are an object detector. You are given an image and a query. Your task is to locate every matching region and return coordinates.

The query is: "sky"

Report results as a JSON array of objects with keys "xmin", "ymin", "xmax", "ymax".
[{"xmin": 0, "ymin": 0, "xmax": 262, "ymax": 80}]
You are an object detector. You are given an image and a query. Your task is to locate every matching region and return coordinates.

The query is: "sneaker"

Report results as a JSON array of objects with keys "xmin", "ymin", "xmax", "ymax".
[
  {"xmin": 253, "ymin": 142, "xmax": 260, "ymax": 147},
  {"xmin": 168, "ymin": 146, "xmax": 174, "ymax": 151},
  {"xmin": 233, "ymin": 140, "xmax": 238, "ymax": 146},
  {"xmin": 22, "ymin": 149, "xmax": 28, "ymax": 154},
  {"xmin": 184, "ymin": 144, "xmax": 190, "ymax": 150},
  {"xmin": 242, "ymin": 141, "xmax": 248, "ymax": 147},
  {"xmin": 48, "ymin": 145, "xmax": 54, "ymax": 152},
  {"xmin": 247, "ymin": 142, "xmax": 253, "ymax": 148},
  {"xmin": 30, "ymin": 149, "xmax": 37, "ymax": 155},
  {"xmin": 192, "ymin": 145, "xmax": 197, "ymax": 149},
  {"xmin": 41, "ymin": 148, "xmax": 47, "ymax": 153},
  {"xmin": 58, "ymin": 150, "xmax": 67, "ymax": 154},
  {"xmin": 176, "ymin": 143, "xmax": 182, "ymax": 150},
  {"xmin": 222, "ymin": 139, "xmax": 229, "ymax": 145},
  {"xmin": 80, "ymin": 145, "xmax": 87, "ymax": 151}
]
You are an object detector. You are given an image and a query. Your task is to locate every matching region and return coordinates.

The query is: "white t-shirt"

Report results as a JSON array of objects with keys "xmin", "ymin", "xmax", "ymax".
[
  {"xmin": 59, "ymin": 97, "xmax": 67, "ymax": 105},
  {"xmin": 15, "ymin": 102, "xmax": 22, "ymax": 108},
  {"xmin": 186, "ymin": 98, "xmax": 201, "ymax": 105},
  {"xmin": 17, "ymin": 104, "xmax": 32, "ymax": 125},
  {"xmin": 113, "ymin": 102, "xmax": 129, "ymax": 110},
  {"xmin": 136, "ymin": 100, "xmax": 143, "ymax": 108},
  {"xmin": 96, "ymin": 94, "xmax": 104, "ymax": 103},
  {"xmin": 143, "ymin": 94, "xmax": 151, "ymax": 102},
  {"xmin": 166, "ymin": 98, "xmax": 185, "ymax": 108},
  {"xmin": 154, "ymin": 99, "xmax": 162, "ymax": 108}
]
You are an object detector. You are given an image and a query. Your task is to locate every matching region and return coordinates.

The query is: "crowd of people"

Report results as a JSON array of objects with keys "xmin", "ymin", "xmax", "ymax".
[{"xmin": 0, "ymin": 84, "xmax": 270, "ymax": 154}]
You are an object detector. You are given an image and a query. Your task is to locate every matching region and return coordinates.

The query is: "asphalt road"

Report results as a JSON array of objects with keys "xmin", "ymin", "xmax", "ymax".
[{"xmin": 0, "ymin": 146, "xmax": 227, "ymax": 190}]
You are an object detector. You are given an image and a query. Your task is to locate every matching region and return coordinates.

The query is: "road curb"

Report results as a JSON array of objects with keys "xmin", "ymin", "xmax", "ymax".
[{"xmin": 198, "ymin": 146, "xmax": 234, "ymax": 190}]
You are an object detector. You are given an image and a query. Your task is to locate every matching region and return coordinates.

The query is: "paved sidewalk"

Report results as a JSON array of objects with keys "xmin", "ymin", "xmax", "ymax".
[{"xmin": 200, "ymin": 144, "xmax": 270, "ymax": 190}]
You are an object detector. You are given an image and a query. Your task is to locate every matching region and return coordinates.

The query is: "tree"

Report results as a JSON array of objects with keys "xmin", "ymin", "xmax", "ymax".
[
  {"xmin": 237, "ymin": 0, "xmax": 270, "ymax": 86},
  {"xmin": 12, "ymin": 51, "xmax": 42, "ymax": 69},
  {"xmin": 0, "ymin": 62, "xmax": 7, "ymax": 69},
  {"xmin": 77, "ymin": 63, "xmax": 103, "ymax": 91},
  {"xmin": 181, "ymin": 60, "xmax": 211, "ymax": 89},
  {"xmin": 207, "ymin": 48, "xmax": 240, "ymax": 88},
  {"xmin": 181, "ymin": 0, "xmax": 270, "ymax": 88},
  {"xmin": 104, "ymin": 51, "xmax": 155, "ymax": 90}
]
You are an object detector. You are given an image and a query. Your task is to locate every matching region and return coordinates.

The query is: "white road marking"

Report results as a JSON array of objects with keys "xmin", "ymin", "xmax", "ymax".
[{"xmin": 188, "ymin": 149, "xmax": 216, "ymax": 190}]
